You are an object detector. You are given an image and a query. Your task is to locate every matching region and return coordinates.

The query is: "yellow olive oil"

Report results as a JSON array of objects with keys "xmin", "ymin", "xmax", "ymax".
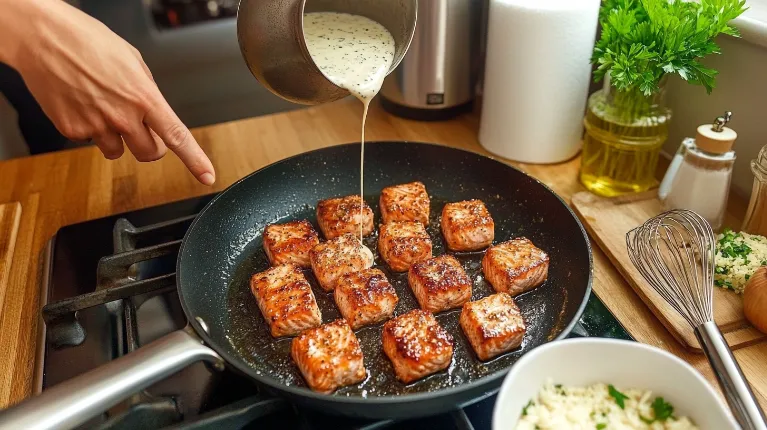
[{"xmin": 579, "ymin": 84, "xmax": 671, "ymax": 197}]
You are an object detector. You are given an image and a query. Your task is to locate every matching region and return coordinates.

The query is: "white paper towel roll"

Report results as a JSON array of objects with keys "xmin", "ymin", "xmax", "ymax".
[{"xmin": 479, "ymin": 0, "xmax": 600, "ymax": 164}]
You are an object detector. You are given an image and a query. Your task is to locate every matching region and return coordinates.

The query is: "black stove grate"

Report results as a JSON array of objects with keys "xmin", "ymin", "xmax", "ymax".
[{"xmin": 38, "ymin": 194, "xmax": 631, "ymax": 430}]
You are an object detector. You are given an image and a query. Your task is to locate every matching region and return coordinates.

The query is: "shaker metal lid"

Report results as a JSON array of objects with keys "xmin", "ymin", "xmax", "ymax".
[{"xmin": 696, "ymin": 111, "xmax": 737, "ymax": 154}]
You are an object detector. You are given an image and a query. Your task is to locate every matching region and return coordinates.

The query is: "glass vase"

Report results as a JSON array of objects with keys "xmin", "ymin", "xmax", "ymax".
[
  {"xmin": 742, "ymin": 145, "xmax": 767, "ymax": 236},
  {"xmin": 579, "ymin": 78, "xmax": 672, "ymax": 197}
]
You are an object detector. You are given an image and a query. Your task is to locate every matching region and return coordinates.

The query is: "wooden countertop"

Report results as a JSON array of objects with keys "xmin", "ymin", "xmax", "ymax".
[{"xmin": 0, "ymin": 98, "xmax": 765, "ymax": 410}]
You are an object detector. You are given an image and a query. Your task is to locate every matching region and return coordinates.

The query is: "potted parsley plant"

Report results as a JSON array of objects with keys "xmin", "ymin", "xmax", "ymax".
[{"xmin": 579, "ymin": 0, "xmax": 747, "ymax": 197}]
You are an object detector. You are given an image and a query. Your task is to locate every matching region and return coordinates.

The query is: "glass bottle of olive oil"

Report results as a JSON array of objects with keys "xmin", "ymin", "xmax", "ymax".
[{"xmin": 580, "ymin": 78, "xmax": 672, "ymax": 197}]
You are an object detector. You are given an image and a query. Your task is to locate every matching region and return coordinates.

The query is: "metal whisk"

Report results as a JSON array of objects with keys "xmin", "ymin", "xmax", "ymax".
[{"xmin": 627, "ymin": 209, "xmax": 767, "ymax": 430}]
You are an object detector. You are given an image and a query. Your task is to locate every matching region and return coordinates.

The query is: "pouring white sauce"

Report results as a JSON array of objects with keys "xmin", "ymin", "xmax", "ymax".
[{"xmin": 303, "ymin": 12, "xmax": 395, "ymax": 241}]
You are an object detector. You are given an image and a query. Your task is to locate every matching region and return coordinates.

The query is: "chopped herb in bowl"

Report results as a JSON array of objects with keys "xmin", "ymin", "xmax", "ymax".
[
  {"xmin": 515, "ymin": 381, "xmax": 697, "ymax": 429},
  {"xmin": 715, "ymin": 229, "xmax": 767, "ymax": 294}
]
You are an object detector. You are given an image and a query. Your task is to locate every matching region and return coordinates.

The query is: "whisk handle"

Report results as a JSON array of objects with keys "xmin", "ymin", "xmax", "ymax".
[{"xmin": 695, "ymin": 321, "xmax": 767, "ymax": 430}]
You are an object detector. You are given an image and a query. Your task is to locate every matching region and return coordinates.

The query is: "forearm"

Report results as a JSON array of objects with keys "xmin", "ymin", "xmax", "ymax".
[{"xmin": 0, "ymin": 0, "xmax": 46, "ymax": 68}]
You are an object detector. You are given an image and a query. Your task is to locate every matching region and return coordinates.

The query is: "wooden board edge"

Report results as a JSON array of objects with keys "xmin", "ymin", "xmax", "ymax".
[
  {"xmin": 571, "ymin": 190, "xmax": 658, "ymax": 209},
  {"xmin": 724, "ymin": 326, "xmax": 767, "ymax": 351},
  {"xmin": 0, "ymin": 202, "xmax": 22, "ymax": 272},
  {"xmin": 0, "ymin": 202, "xmax": 23, "ymax": 311},
  {"xmin": 572, "ymin": 191, "xmax": 767, "ymax": 352},
  {"xmin": 571, "ymin": 193, "xmax": 704, "ymax": 351}
]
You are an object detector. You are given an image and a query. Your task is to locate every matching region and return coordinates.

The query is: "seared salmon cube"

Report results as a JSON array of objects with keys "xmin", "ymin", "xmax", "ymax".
[
  {"xmin": 316, "ymin": 195, "xmax": 374, "ymax": 240},
  {"xmin": 382, "ymin": 309, "xmax": 454, "ymax": 384},
  {"xmin": 460, "ymin": 293, "xmax": 526, "ymax": 361},
  {"xmin": 408, "ymin": 255, "xmax": 472, "ymax": 313},
  {"xmin": 379, "ymin": 181, "xmax": 430, "ymax": 225},
  {"xmin": 291, "ymin": 319, "xmax": 367, "ymax": 393},
  {"xmin": 310, "ymin": 233, "xmax": 374, "ymax": 291},
  {"xmin": 263, "ymin": 220, "xmax": 320, "ymax": 268},
  {"xmin": 378, "ymin": 221, "xmax": 433, "ymax": 272},
  {"xmin": 335, "ymin": 268, "xmax": 399, "ymax": 329},
  {"xmin": 250, "ymin": 264, "xmax": 322, "ymax": 338},
  {"xmin": 441, "ymin": 200, "xmax": 494, "ymax": 251},
  {"xmin": 482, "ymin": 238, "xmax": 549, "ymax": 296}
]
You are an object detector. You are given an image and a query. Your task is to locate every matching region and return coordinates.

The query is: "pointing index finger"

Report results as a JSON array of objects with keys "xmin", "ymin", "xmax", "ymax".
[{"xmin": 144, "ymin": 98, "xmax": 216, "ymax": 185}]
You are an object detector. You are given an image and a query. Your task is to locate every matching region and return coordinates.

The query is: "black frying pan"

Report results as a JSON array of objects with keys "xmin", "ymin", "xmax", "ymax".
[{"xmin": 0, "ymin": 142, "xmax": 592, "ymax": 428}]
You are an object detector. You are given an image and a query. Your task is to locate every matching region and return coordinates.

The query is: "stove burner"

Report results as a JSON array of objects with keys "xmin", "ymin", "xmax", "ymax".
[
  {"xmin": 37, "ymin": 194, "xmax": 631, "ymax": 429},
  {"xmin": 42, "ymin": 214, "xmax": 188, "ymax": 347}
]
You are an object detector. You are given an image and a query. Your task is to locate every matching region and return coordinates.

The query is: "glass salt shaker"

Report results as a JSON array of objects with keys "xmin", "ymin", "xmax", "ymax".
[
  {"xmin": 742, "ymin": 144, "xmax": 767, "ymax": 236},
  {"xmin": 660, "ymin": 111, "xmax": 737, "ymax": 230}
]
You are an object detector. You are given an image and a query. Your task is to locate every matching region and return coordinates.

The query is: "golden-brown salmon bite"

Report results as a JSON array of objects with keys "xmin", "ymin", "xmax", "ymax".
[
  {"xmin": 378, "ymin": 220, "xmax": 433, "ymax": 272},
  {"xmin": 249, "ymin": 264, "xmax": 322, "ymax": 338},
  {"xmin": 317, "ymin": 195, "xmax": 374, "ymax": 240},
  {"xmin": 482, "ymin": 237, "xmax": 549, "ymax": 296},
  {"xmin": 441, "ymin": 199, "xmax": 495, "ymax": 251},
  {"xmin": 262, "ymin": 220, "xmax": 319, "ymax": 268},
  {"xmin": 379, "ymin": 181, "xmax": 430, "ymax": 225},
  {"xmin": 382, "ymin": 309, "xmax": 454, "ymax": 384},
  {"xmin": 460, "ymin": 293, "xmax": 526, "ymax": 361},
  {"xmin": 334, "ymin": 268, "xmax": 399, "ymax": 330},
  {"xmin": 309, "ymin": 233, "xmax": 374, "ymax": 291},
  {"xmin": 291, "ymin": 319, "xmax": 367, "ymax": 394},
  {"xmin": 408, "ymin": 255, "xmax": 472, "ymax": 313}
]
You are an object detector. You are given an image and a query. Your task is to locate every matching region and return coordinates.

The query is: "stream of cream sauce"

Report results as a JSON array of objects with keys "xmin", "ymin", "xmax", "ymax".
[{"xmin": 303, "ymin": 12, "xmax": 395, "ymax": 241}]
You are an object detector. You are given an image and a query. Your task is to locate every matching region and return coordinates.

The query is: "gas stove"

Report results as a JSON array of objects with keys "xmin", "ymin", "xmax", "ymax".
[{"xmin": 36, "ymin": 194, "xmax": 632, "ymax": 430}]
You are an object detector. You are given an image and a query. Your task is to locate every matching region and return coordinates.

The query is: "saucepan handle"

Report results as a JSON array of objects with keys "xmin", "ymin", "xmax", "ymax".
[{"xmin": 0, "ymin": 328, "xmax": 223, "ymax": 430}]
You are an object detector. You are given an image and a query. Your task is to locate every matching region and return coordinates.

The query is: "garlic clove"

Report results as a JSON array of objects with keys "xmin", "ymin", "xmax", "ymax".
[{"xmin": 744, "ymin": 266, "xmax": 767, "ymax": 334}]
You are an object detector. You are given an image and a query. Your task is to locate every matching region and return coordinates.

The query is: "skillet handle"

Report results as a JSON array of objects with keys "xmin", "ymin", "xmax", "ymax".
[{"xmin": 0, "ymin": 328, "xmax": 223, "ymax": 430}]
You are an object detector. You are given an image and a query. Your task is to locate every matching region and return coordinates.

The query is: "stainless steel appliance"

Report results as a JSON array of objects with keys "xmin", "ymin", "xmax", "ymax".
[{"xmin": 380, "ymin": 0, "xmax": 485, "ymax": 120}]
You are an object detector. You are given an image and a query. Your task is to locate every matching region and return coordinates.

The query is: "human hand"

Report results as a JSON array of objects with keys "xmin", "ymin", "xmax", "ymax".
[{"xmin": 1, "ymin": 0, "xmax": 215, "ymax": 185}]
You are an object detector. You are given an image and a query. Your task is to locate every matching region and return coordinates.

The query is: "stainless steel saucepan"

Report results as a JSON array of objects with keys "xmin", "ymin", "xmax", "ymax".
[{"xmin": 237, "ymin": 0, "xmax": 418, "ymax": 105}]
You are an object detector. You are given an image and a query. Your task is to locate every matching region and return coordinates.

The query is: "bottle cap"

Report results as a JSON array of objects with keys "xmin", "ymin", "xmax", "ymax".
[{"xmin": 696, "ymin": 111, "xmax": 737, "ymax": 154}]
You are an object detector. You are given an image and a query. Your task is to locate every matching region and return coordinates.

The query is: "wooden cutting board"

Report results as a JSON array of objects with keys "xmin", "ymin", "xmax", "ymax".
[
  {"xmin": 0, "ymin": 203, "xmax": 22, "ymax": 311},
  {"xmin": 572, "ymin": 191, "xmax": 766, "ymax": 352}
]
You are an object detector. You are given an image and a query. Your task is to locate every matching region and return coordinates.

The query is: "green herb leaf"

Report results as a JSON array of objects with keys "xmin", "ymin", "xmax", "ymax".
[
  {"xmin": 608, "ymin": 384, "xmax": 629, "ymax": 409},
  {"xmin": 651, "ymin": 397, "xmax": 674, "ymax": 421},
  {"xmin": 596, "ymin": 424, "xmax": 607, "ymax": 430},
  {"xmin": 522, "ymin": 400, "xmax": 533, "ymax": 416},
  {"xmin": 593, "ymin": 0, "xmax": 747, "ymax": 94},
  {"xmin": 717, "ymin": 229, "xmax": 752, "ymax": 261},
  {"xmin": 638, "ymin": 397, "xmax": 675, "ymax": 424}
]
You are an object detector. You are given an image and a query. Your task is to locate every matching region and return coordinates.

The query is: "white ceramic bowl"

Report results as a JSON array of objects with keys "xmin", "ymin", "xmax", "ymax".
[{"xmin": 492, "ymin": 338, "xmax": 737, "ymax": 430}]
